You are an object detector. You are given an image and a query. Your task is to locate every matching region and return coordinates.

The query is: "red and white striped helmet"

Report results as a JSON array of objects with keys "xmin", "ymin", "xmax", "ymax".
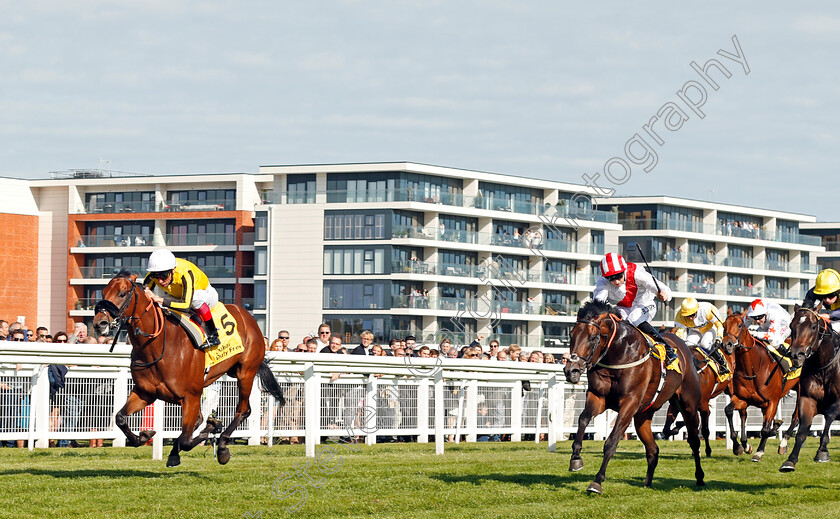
[
  {"xmin": 747, "ymin": 299, "xmax": 766, "ymax": 318},
  {"xmin": 600, "ymin": 253, "xmax": 627, "ymax": 277}
]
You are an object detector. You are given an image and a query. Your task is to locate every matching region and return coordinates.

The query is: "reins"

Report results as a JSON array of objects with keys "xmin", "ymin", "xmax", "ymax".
[
  {"xmin": 95, "ymin": 279, "xmax": 168, "ymax": 368},
  {"xmin": 574, "ymin": 313, "xmax": 650, "ymax": 370}
]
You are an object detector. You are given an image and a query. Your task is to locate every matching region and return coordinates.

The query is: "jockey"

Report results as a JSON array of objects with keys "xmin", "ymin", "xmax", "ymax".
[
  {"xmin": 802, "ymin": 268, "xmax": 840, "ymax": 333},
  {"xmin": 143, "ymin": 249, "xmax": 221, "ymax": 349},
  {"xmin": 746, "ymin": 298, "xmax": 793, "ymax": 373},
  {"xmin": 593, "ymin": 252, "xmax": 676, "ymax": 365},
  {"xmin": 673, "ymin": 297, "xmax": 729, "ymax": 375}
]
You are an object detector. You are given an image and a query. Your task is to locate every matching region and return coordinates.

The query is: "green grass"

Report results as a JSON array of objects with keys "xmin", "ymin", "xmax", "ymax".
[{"xmin": 2, "ymin": 439, "xmax": 840, "ymax": 518}]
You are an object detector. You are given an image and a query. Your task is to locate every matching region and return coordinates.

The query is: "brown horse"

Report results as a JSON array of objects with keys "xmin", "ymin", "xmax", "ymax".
[
  {"xmin": 661, "ymin": 340, "xmax": 735, "ymax": 457},
  {"xmin": 721, "ymin": 311, "xmax": 798, "ymax": 462},
  {"xmin": 780, "ymin": 305, "xmax": 840, "ymax": 472},
  {"xmin": 93, "ymin": 270, "xmax": 285, "ymax": 467},
  {"xmin": 564, "ymin": 300, "xmax": 704, "ymax": 494}
]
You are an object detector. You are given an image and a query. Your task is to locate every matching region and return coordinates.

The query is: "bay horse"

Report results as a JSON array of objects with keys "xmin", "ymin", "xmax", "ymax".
[
  {"xmin": 564, "ymin": 300, "xmax": 704, "ymax": 494},
  {"xmin": 93, "ymin": 270, "xmax": 286, "ymax": 467},
  {"xmin": 721, "ymin": 311, "xmax": 798, "ymax": 462},
  {"xmin": 780, "ymin": 304, "xmax": 840, "ymax": 472},
  {"xmin": 661, "ymin": 339, "xmax": 735, "ymax": 457}
]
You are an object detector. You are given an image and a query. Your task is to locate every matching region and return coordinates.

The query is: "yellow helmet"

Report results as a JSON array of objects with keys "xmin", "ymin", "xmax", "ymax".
[
  {"xmin": 814, "ymin": 269, "xmax": 840, "ymax": 296},
  {"xmin": 680, "ymin": 297, "xmax": 699, "ymax": 317}
]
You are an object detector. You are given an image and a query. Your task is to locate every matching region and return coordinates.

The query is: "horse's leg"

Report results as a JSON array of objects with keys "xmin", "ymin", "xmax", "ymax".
[
  {"xmin": 724, "ymin": 398, "xmax": 747, "ymax": 455},
  {"xmin": 569, "ymin": 392, "xmax": 605, "ymax": 472},
  {"xmin": 216, "ymin": 371, "xmax": 256, "ymax": 465},
  {"xmin": 780, "ymin": 402, "xmax": 799, "ymax": 455},
  {"xmin": 587, "ymin": 402, "xmax": 636, "ymax": 494},
  {"xmin": 633, "ymin": 415, "xmax": 659, "ymax": 488},
  {"xmin": 699, "ymin": 401, "xmax": 712, "ymax": 458},
  {"xmin": 752, "ymin": 400, "xmax": 780, "ymax": 463},
  {"xmin": 781, "ymin": 397, "xmax": 817, "ymax": 472},
  {"xmin": 814, "ymin": 400, "xmax": 840, "ymax": 463},
  {"xmin": 115, "ymin": 390, "xmax": 157, "ymax": 447},
  {"xmin": 165, "ymin": 393, "xmax": 209, "ymax": 468},
  {"xmin": 661, "ymin": 403, "xmax": 677, "ymax": 438},
  {"xmin": 739, "ymin": 406, "xmax": 751, "ymax": 454}
]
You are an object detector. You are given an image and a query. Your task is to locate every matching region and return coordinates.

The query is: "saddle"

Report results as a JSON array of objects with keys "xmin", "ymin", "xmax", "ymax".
[
  {"xmin": 692, "ymin": 347, "xmax": 731, "ymax": 383},
  {"xmin": 635, "ymin": 328, "xmax": 682, "ymax": 374}
]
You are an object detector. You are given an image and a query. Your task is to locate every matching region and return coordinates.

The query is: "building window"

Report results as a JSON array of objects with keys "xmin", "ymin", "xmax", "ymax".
[
  {"xmin": 255, "ymin": 247, "xmax": 267, "ymax": 276},
  {"xmin": 84, "ymin": 221, "xmax": 153, "ymax": 247},
  {"xmin": 85, "ymin": 191, "xmax": 155, "ymax": 213},
  {"xmin": 167, "ymin": 219, "xmax": 235, "ymax": 246},
  {"xmin": 255, "ymin": 212, "xmax": 268, "ymax": 242},
  {"xmin": 326, "ymin": 172, "xmax": 463, "ymax": 204},
  {"xmin": 323, "ymin": 281, "xmax": 387, "ymax": 310},
  {"xmin": 166, "ymin": 189, "xmax": 235, "ymax": 211},
  {"xmin": 477, "ymin": 182, "xmax": 543, "ymax": 214},
  {"xmin": 323, "ymin": 247, "xmax": 386, "ymax": 275},
  {"xmin": 324, "ymin": 211, "xmax": 386, "ymax": 240},
  {"xmin": 719, "ymin": 212, "xmax": 762, "ymax": 239},
  {"xmin": 287, "ymin": 174, "xmax": 316, "ymax": 204},
  {"xmin": 254, "ymin": 281, "xmax": 267, "ymax": 310}
]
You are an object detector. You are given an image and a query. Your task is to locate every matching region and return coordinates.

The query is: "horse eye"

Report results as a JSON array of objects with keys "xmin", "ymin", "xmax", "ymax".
[{"xmin": 119, "ymin": 291, "xmax": 127, "ymax": 298}]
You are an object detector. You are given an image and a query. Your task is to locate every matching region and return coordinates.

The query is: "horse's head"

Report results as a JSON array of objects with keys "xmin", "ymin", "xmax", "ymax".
[
  {"xmin": 93, "ymin": 269, "xmax": 140, "ymax": 336},
  {"xmin": 722, "ymin": 311, "xmax": 748, "ymax": 353},
  {"xmin": 564, "ymin": 300, "xmax": 617, "ymax": 383},
  {"xmin": 788, "ymin": 304, "xmax": 828, "ymax": 368}
]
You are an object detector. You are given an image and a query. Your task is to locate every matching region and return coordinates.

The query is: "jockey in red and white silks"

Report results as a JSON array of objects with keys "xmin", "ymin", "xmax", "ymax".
[
  {"xmin": 593, "ymin": 253, "xmax": 672, "ymax": 326},
  {"xmin": 746, "ymin": 298, "xmax": 791, "ymax": 348}
]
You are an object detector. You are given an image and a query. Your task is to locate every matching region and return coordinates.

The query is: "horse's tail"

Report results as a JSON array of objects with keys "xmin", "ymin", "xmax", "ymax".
[{"xmin": 258, "ymin": 359, "xmax": 286, "ymax": 407}]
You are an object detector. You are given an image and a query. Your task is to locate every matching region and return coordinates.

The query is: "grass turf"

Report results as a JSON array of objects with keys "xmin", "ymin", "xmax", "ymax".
[{"xmin": 2, "ymin": 439, "xmax": 840, "ymax": 518}]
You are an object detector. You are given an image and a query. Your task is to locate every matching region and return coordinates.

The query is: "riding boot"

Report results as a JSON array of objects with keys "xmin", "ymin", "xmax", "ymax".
[
  {"xmin": 775, "ymin": 344, "xmax": 793, "ymax": 374},
  {"xmin": 203, "ymin": 317, "xmax": 221, "ymax": 349},
  {"xmin": 638, "ymin": 321, "xmax": 677, "ymax": 365},
  {"xmin": 711, "ymin": 348, "xmax": 730, "ymax": 375}
]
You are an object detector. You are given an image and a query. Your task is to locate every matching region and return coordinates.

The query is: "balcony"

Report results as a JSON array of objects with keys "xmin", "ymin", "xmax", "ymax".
[
  {"xmin": 766, "ymin": 259, "xmax": 790, "ymax": 272},
  {"xmin": 620, "ymin": 217, "xmax": 705, "ymax": 233},
  {"xmin": 74, "ymin": 266, "xmax": 145, "ymax": 279},
  {"xmin": 726, "ymin": 285, "xmax": 762, "ymax": 298},
  {"xmin": 78, "ymin": 199, "xmax": 236, "ymax": 214},
  {"xmin": 722, "ymin": 257, "xmax": 754, "ymax": 269},
  {"xmin": 82, "ymin": 200, "xmax": 157, "ymax": 214},
  {"xmin": 165, "ymin": 233, "xmax": 237, "ymax": 246},
  {"xmin": 75, "ymin": 234, "xmax": 154, "ymax": 248},
  {"xmin": 163, "ymin": 199, "xmax": 235, "ymax": 212}
]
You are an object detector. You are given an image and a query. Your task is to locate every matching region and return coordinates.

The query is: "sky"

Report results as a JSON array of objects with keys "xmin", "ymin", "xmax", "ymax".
[{"xmin": 1, "ymin": 1, "xmax": 838, "ymax": 219}]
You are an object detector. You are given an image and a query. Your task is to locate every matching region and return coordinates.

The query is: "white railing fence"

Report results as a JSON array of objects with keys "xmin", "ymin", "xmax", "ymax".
[{"xmin": 0, "ymin": 345, "xmax": 813, "ymax": 459}]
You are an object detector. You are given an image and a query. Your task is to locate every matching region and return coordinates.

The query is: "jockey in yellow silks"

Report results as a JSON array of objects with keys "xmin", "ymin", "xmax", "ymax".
[
  {"xmin": 143, "ymin": 249, "xmax": 221, "ymax": 349},
  {"xmin": 673, "ymin": 298, "xmax": 729, "ymax": 375}
]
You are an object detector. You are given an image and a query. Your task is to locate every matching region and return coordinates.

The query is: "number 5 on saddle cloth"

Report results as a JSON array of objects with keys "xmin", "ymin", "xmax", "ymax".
[{"xmin": 163, "ymin": 302, "xmax": 244, "ymax": 369}]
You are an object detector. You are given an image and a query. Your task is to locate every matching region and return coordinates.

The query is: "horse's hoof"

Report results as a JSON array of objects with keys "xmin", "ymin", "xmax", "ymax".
[
  {"xmin": 166, "ymin": 455, "xmax": 181, "ymax": 468},
  {"xmin": 705, "ymin": 449, "xmax": 712, "ymax": 458},
  {"xmin": 779, "ymin": 461, "xmax": 796, "ymax": 472},
  {"xmin": 207, "ymin": 417, "xmax": 223, "ymax": 434},
  {"xmin": 696, "ymin": 479, "xmax": 706, "ymax": 487},
  {"xmin": 733, "ymin": 445, "xmax": 744, "ymax": 456},
  {"xmin": 569, "ymin": 459, "xmax": 583, "ymax": 472},
  {"xmin": 745, "ymin": 444, "xmax": 753, "ymax": 454},
  {"xmin": 778, "ymin": 446, "xmax": 788, "ymax": 455},
  {"xmin": 750, "ymin": 452, "xmax": 763, "ymax": 463},
  {"xmin": 217, "ymin": 447, "xmax": 231, "ymax": 465},
  {"xmin": 815, "ymin": 451, "xmax": 830, "ymax": 463},
  {"xmin": 586, "ymin": 482, "xmax": 602, "ymax": 495}
]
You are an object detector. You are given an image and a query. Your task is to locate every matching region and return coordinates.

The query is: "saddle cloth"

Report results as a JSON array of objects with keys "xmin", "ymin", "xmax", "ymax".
[
  {"xmin": 636, "ymin": 329, "xmax": 682, "ymax": 374},
  {"xmin": 764, "ymin": 344, "xmax": 802, "ymax": 381},
  {"xmin": 163, "ymin": 302, "xmax": 244, "ymax": 369}
]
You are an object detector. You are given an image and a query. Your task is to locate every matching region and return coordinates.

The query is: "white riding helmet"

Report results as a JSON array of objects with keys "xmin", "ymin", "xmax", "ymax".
[
  {"xmin": 147, "ymin": 249, "xmax": 177, "ymax": 272},
  {"xmin": 747, "ymin": 298, "xmax": 766, "ymax": 318}
]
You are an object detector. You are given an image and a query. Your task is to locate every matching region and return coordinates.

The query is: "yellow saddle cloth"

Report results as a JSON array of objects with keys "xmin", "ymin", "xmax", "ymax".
[
  {"xmin": 765, "ymin": 345, "xmax": 802, "ymax": 381},
  {"xmin": 694, "ymin": 347, "xmax": 732, "ymax": 383},
  {"xmin": 644, "ymin": 339, "xmax": 682, "ymax": 374},
  {"xmin": 170, "ymin": 302, "xmax": 244, "ymax": 369}
]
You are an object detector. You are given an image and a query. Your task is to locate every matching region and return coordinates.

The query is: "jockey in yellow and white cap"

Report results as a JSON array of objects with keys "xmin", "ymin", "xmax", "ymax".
[
  {"xmin": 803, "ymin": 268, "xmax": 840, "ymax": 333},
  {"xmin": 143, "ymin": 249, "xmax": 221, "ymax": 349},
  {"xmin": 593, "ymin": 252, "xmax": 676, "ymax": 365},
  {"xmin": 673, "ymin": 297, "xmax": 729, "ymax": 374}
]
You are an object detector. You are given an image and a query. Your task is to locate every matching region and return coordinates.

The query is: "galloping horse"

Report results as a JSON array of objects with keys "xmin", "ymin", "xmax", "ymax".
[
  {"xmin": 721, "ymin": 311, "xmax": 798, "ymax": 462},
  {"xmin": 93, "ymin": 270, "xmax": 286, "ymax": 467},
  {"xmin": 661, "ymin": 340, "xmax": 735, "ymax": 457},
  {"xmin": 564, "ymin": 300, "xmax": 704, "ymax": 494},
  {"xmin": 780, "ymin": 305, "xmax": 840, "ymax": 472}
]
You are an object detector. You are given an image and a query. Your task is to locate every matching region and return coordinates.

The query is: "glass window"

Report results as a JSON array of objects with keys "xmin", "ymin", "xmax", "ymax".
[
  {"xmin": 255, "ymin": 248, "xmax": 267, "ymax": 276},
  {"xmin": 255, "ymin": 212, "xmax": 268, "ymax": 241},
  {"xmin": 255, "ymin": 281, "xmax": 267, "ymax": 310},
  {"xmin": 287, "ymin": 174, "xmax": 316, "ymax": 204}
]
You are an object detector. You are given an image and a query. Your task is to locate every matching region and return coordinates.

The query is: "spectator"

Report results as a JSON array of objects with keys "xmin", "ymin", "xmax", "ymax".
[
  {"xmin": 496, "ymin": 350, "xmax": 508, "ymax": 361},
  {"xmin": 544, "ymin": 353, "xmax": 556, "ymax": 364},
  {"xmin": 351, "ymin": 330, "xmax": 375, "ymax": 355},
  {"xmin": 53, "ymin": 332, "xmax": 68, "ymax": 343},
  {"xmin": 417, "ymin": 346, "xmax": 431, "ymax": 358},
  {"xmin": 371, "ymin": 344, "xmax": 386, "ymax": 356},
  {"xmin": 529, "ymin": 351, "xmax": 544, "ymax": 363},
  {"xmin": 320, "ymin": 336, "xmax": 343, "ymax": 354},
  {"xmin": 404, "ymin": 336, "xmax": 417, "ymax": 354},
  {"xmin": 293, "ymin": 343, "xmax": 306, "ymax": 352},
  {"xmin": 439, "ymin": 338, "xmax": 452, "ymax": 357},
  {"xmin": 270, "ymin": 331, "xmax": 291, "ymax": 352},
  {"xmin": 507, "ymin": 344, "xmax": 521, "ymax": 361},
  {"xmin": 316, "ymin": 323, "xmax": 331, "ymax": 349},
  {"xmin": 36, "ymin": 326, "xmax": 49, "ymax": 341},
  {"xmin": 0, "ymin": 320, "xmax": 8, "ymax": 340},
  {"xmin": 9, "ymin": 330, "xmax": 25, "ymax": 342},
  {"xmin": 392, "ymin": 348, "xmax": 406, "ymax": 357},
  {"xmin": 70, "ymin": 322, "xmax": 88, "ymax": 344},
  {"xmin": 388, "ymin": 338, "xmax": 400, "ymax": 355},
  {"xmin": 488, "ymin": 340, "xmax": 500, "ymax": 358},
  {"xmin": 305, "ymin": 339, "xmax": 319, "ymax": 353},
  {"xmin": 429, "ymin": 349, "xmax": 440, "ymax": 358}
]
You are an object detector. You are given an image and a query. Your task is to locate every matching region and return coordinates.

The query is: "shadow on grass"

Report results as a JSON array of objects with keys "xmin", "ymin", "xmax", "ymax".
[
  {"xmin": 0, "ymin": 468, "xmax": 205, "ymax": 479},
  {"xmin": 432, "ymin": 471, "xmax": 795, "ymax": 493}
]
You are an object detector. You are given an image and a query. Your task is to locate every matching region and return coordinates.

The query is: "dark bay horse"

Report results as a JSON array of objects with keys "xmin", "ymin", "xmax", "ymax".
[
  {"xmin": 564, "ymin": 301, "xmax": 704, "ymax": 494},
  {"xmin": 93, "ymin": 270, "xmax": 286, "ymax": 467},
  {"xmin": 661, "ymin": 340, "xmax": 735, "ymax": 457},
  {"xmin": 780, "ymin": 305, "xmax": 840, "ymax": 472},
  {"xmin": 722, "ymin": 312, "xmax": 798, "ymax": 462}
]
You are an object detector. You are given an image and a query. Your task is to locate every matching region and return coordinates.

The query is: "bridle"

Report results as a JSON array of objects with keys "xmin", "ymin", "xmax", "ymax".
[
  {"xmin": 94, "ymin": 278, "xmax": 167, "ymax": 367},
  {"xmin": 724, "ymin": 317, "xmax": 753, "ymax": 351},
  {"xmin": 791, "ymin": 307, "xmax": 838, "ymax": 369},
  {"xmin": 568, "ymin": 313, "xmax": 621, "ymax": 370}
]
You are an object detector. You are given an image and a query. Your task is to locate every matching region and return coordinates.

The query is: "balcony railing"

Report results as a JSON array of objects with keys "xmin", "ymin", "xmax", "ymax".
[
  {"xmin": 79, "ymin": 199, "xmax": 236, "ymax": 214},
  {"xmin": 74, "ymin": 266, "xmax": 145, "ymax": 279},
  {"xmin": 722, "ymin": 257, "xmax": 754, "ymax": 269},
  {"xmin": 163, "ymin": 199, "xmax": 235, "ymax": 212},
  {"xmin": 75, "ymin": 234, "xmax": 154, "ymax": 248},
  {"xmin": 203, "ymin": 266, "xmax": 237, "ymax": 278},
  {"xmin": 83, "ymin": 200, "xmax": 157, "ymax": 214},
  {"xmin": 766, "ymin": 259, "xmax": 790, "ymax": 272},
  {"xmin": 726, "ymin": 285, "xmax": 762, "ymax": 297}
]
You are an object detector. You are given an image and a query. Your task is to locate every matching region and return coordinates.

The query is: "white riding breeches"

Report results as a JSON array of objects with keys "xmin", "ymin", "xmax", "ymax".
[
  {"xmin": 684, "ymin": 328, "xmax": 717, "ymax": 352},
  {"xmin": 191, "ymin": 285, "xmax": 219, "ymax": 310},
  {"xmin": 616, "ymin": 303, "xmax": 657, "ymax": 326}
]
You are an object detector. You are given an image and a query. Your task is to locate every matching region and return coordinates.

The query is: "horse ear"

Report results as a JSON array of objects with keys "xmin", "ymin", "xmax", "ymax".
[
  {"xmin": 794, "ymin": 303, "xmax": 800, "ymax": 313},
  {"xmin": 130, "ymin": 273, "xmax": 138, "ymax": 283},
  {"xmin": 727, "ymin": 308, "xmax": 732, "ymax": 316}
]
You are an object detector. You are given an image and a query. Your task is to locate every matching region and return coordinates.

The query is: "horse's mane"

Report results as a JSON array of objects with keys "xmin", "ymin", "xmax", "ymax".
[
  {"xmin": 115, "ymin": 268, "xmax": 134, "ymax": 279},
  {"xmin": 577, "ymin": 299, "xmax": 620, "ymax": 321}
]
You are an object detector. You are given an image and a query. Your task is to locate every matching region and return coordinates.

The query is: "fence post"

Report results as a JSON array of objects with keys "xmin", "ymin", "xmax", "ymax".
[
  {"xmin": 534, "ymin": 382, "xmax": 545, "ymax": 444},
  {"xmin": 466, "ymin": 380, "xmax": 478, "ymax": 443},
  {"xmin": 547, "ymin": 375, "xmax": 558, "ymax": 453},
  {"xmin": 111, "ymin": 368, "xmax": 129, "ymax": 448},
  {"xmin": 434, "ymin": 370, "xmax": 444, "ymax": 455},
  {"xmin": 304, "ymin": 364, "xmax": 320, "ymax": 458},
  {"xmin": 511, "ymin": 381, "xmax": 523, "ymax": 442},
  {"xmin": 454, "ymin": 381, "xmax": 466, "ymax": 444},
  {"xmin": 152, "ymin": 399, "xmax": 164, "ymax": 460},
  {"xmin": 416, "ymin": 378, "xmax": 429, "ymax": 444},
  {"xmin": 365, "ymin": 374, "xmax": 377, "ymax": 446},
  {"xmin": 30, "ymin": 366, "xmax": 49, "ymax": 449},
  {"xmin": 247, "ymin": 378, "xmax": 262, "ymax": 446}
]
